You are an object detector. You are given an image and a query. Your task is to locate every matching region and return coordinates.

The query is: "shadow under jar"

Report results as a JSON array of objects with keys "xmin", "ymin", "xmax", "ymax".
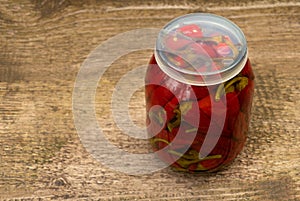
[{"xmin": 145, "ymin": 13, "xmax": 255, "ymax": 173}]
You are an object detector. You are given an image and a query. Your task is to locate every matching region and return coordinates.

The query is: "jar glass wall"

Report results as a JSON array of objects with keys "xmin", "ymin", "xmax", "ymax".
[{"xmin": 145, "ymin": 13, "xmax": 255, "ymax": 172}]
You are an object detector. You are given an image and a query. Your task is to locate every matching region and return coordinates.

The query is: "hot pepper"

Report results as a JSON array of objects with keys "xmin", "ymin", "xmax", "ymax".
[
  {"xmin": 148, "ymin": 86, "xmax": 174, "ymax": 108},
  {"xmin": 191, "ymin": 85, "xmax": 210, "ymax": 100},
  {"xmin": 231, "ymin": 112, "xmax": 248, "ymax": 154},
  {"xmin": 215, "ymin": 42, "xmax": 232, "ymax": 57},
  {"xmin": 238, "ymin": 79, "xmax": 255, "ymax": 116},
  {"xmin": 163, "ymin": 96, "xmax": 179, "ymax": 122},
  {"xmin": 222, "ymin": 111, "xmax": 248, "ymax": 166},
  {"xmin": 175, "ymin": 100, "xmax": 212, "ymax": 133},
  {"xmin": 178, "ymin": 24, "xmax": 203, "ymax": 38},
  {"xmin": 167, "ymin": 123, "xmax": 199, "ymax": 150},
  {"xmin": 145, "ymin": 56, "xmax": 168, "ymax": 108},
  {"xmin": 240, "ymin": 59, "xmax": 255, "ymax": 80},
  {"xmin": 223, "ymin": 92, "xmax": 241, "ymax": 132},
  {"xmin": 151, "ymin": 138, "xmax": 175, "ymax": 166},
  {"xmin": 165, "ymin": 34, "xmax": 191, "ymax": 51},
  {"xmin": 198, "ymin": 95, "xmax": 227, "ymax": 130},
  {"xmin": 187, "ymin": 126, "xmax": 233, "ymax": 171}
]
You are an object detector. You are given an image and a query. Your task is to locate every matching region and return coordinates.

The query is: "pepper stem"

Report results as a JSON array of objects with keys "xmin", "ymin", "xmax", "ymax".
[
  {"xmin": 151, "ymin": 138, "xmax": 170, "ymax": 146},
  {"xmin": 167, "ymin": 109, "xmax": 181, "ymax": 132},
  {"xmin": 171, "ymin": 149, "xmax": 222, "ymax": 169},
  {"xmin": 179, "ymin": 101, "xmax": 193, "ymax": 115},
  {"xmin": 185, "ymin": 128, "xmax": 198, "ymax": 133},
  {"xmin": 149, "ymin": 109, "xmax": 166, "ymax": 125},
  {"xmin": 215, "ymin": 76, "xmax": 248, "ymax": 101}
]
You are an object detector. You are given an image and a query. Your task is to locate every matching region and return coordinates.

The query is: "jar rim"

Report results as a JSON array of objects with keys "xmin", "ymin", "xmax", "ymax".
[{"xmin": 155, "ymin": 13, "xmax": 248, "ymax": 86}]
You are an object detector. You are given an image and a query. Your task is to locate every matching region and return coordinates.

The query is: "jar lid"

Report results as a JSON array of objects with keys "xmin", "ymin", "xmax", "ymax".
[{"xmin": 155, "ymin": 13, "xmax": 248, "ymax": 86}]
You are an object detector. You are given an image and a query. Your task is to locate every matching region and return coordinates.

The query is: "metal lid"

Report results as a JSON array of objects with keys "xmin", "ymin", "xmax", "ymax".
[{"xmin": 155, "ymin": 13, "xmax": 248, "ymax": 86}]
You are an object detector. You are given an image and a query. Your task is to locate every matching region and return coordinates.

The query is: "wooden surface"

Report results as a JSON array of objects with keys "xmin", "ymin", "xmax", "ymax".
[{"xmin": 0, "ymin": 0, "xmax": 299, "ymax": 200}]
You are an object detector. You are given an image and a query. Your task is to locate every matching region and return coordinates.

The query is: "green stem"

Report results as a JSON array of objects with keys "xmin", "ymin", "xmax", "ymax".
[
  {"xmin": 179, "ymin": 101, "xmax": 193, "ymax": 115},
  {"xmin": 215, "ymin": 76, "xmax": 248, "ymax": 101},
  {"xmin": 167, "ymin": 109, "xmax": 181, "ymax": 132},
  {"xmin": 199, "ymin": 154, "xmax": 222, "ymax": 160},
  {"xmin": 149, "ymin": 109, "xmax": 166, "ymax": 125},
  {"xmin": 168, "ymin": 150, "xmax": 199, "ymax": 160},
  {"xmin": 185, "ymin": 128, "xmax": 198, "ymax": 133},
  {"xmin": 151, "ymin": 138, "xmax": 170, "ymax": 146}
]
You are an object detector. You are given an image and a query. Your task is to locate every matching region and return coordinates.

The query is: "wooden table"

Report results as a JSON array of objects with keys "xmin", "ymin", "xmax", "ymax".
[{"xmin": 1, "ymin": 0, "xmax": 299, "ymax": 200}]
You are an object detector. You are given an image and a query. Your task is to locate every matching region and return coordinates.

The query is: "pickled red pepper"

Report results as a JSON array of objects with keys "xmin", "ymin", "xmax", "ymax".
[{"xmin": 146, "ymin": 15, "xmax": 254, "ymax": 172}]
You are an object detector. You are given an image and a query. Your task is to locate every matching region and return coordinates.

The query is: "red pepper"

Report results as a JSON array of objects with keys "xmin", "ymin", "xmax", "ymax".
[
  {"xmin": 149, "ymin": 84, "xmax": 193, "ymax": 129},
  {"xmin": 238, "ymin": 79, "xmax": 254, "ymax": 115},
  {"xmin": 163, "ymin": 84, "xmax": 197, "ymax": 122},
  {"xmin": 199, "ymin": 155, "xmax": 224, "ymax": 170},
  {"xmin": 222, "ymin": 92, "xmax": 241, "ymax": 132},
  {"xmin": 178, "ymin": 84, "xmax": 198, "ymax": 101},
  {"xmin": 153, "ymin": 131, "xmax": 191, "ymax": 169},
  {"xmin": 155, "ymin": 130, "xmax": 169, "ymax": 149},
  {"xmin": 199, "ymin": 157, "xmax": 223, "ymax": 170},
  {"xmin": 178, "ymin": 24, "xmax": 203, "ymax": 38},
  {"xmin": 177, "ymin": 95, "xmax": 231, "ymax": 135},
  {"xmin": 187, "ymin": 163, "xmax": 200, "ymax": 172},
  {"xmin": 191, "ymin": 85, "xmax": 210, "ymax": 100},
  {"xmin": 149, "ymin": 85, "xmax": 174, "ymax": 107},
  {"xmin": 165, "ymin": 34, "xmax": 191, "ymax": 50},
  {"xmin": 162, "ymin": 77, "xmax": 197, "ymax": 102},
  {"xmin": 223, "ymin": 112, "xmax": 247, "ymax": 166},
  {"xmin": 168, "ymin": 127, "xmax": 192, "ymax": 150},
  {"xmin": 168, "ymin": 122, "xmax": 204, "ymax": 150},
  {"xmin": 147, "ymin": 85, "xmax": 174, "ymax": 131},
  {"xmin": 199, "ymin": 136, "xmax": 231, "ymax": 170},
  {"xmin": 191, "ymin": 133, "xmax": 230, "ymax": 154},
  {"xmin": 198, "ymin": 95, "xmax": 227, "ymax": 128},
  {"xmin": 215, "ymin": 42, "xmax": 232, "ymax": 57},
  {"xmin": 164, "ymin": 96, "xmax": 179, "ymax": 122},
  {"xmin": 145, "ymin": 56, "xmax": 168, "ymax": 106},
  {"xmin": 148, "ymin": 66, "xmax": 210, "ymax": 134},
  {"xmin": 189, "ymin": 134, "xmax": 206, "ymax": 152},
  {"xmin": 232, "ymin": 112, "xmax": 248, "ymax": 154},
  {"xmin": 240, "ymin": 59, "xmax": 255, "ymax": 80},
  {"xmin": 178, "ymin": 100, "xmax": 212, "ymax": 133},
  {"xmin": 170, "ymin": 93, "xmax": 239, "ymax": 170},
  {"xmin": 152, "ymin": 130, "xmax": 187, "ymax": 168}
]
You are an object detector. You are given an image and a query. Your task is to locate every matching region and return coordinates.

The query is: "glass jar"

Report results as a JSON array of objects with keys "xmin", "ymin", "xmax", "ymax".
[{"xmin": 145, "ymin": 13, "xmax": 255, "ymax": 172}]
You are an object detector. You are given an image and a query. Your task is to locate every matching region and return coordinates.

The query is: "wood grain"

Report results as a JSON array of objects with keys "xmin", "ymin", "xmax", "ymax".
[{"xmin": 0, "ymin": 0, "xmax": 299, "ymax": 200}]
